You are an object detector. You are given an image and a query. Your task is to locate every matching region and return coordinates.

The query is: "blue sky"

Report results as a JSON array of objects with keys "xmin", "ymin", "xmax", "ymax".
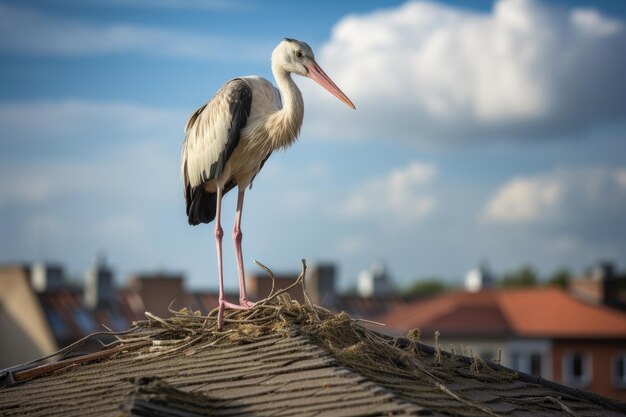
[{"xmin": 1, "ymin": 0, "xmax": 626, "ymax": 292}]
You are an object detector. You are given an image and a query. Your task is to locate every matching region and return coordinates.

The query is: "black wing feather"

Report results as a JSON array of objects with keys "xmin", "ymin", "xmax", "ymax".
[{"xmin": 185, "ymin": 79, "xmax": 253, "ymax": 225}]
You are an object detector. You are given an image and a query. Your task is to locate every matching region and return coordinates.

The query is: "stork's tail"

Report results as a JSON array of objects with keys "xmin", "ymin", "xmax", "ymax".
[{"xmin": 186, "ymin": 185, "xmax": 217, "ymax": 225}]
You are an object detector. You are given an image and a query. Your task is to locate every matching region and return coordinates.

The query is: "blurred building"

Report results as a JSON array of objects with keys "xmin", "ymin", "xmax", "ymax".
[
  {"xmin": 376, "ymin": 261, "xmax": 626, "ymax": 402},
  {"xmin": 0, "ymin": 260, "xmax": 132, "ymax": 369},
  {"xmin": 464, "ymin": 262, "xmax": 495, "ymax": 293},
  {"xmin": 246, "ymin": 262, "xmax": 408, "ymax": 319},
  {"xmin": 357, "ymin": 261, "xmax": 393, "ymax": 297},
  {"xmin": 569, "ymin": 261, "xmax": 626, "ymax": 310},
  {"xmin": 0, "ymin": 260, "xmax": 408, "ymax": 371},
  {"xmin": 0, "ymin": 266, "xmax": 57, "ymax": 369},
  {"xmin": 84, "ymin": 256, "xmax": 115, "ymax": 310}
]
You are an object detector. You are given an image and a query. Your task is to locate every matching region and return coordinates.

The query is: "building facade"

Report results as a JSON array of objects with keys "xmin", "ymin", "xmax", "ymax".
[{"xmin": 377, "ymin": 286, "xmax": 626, "ymax": 401}]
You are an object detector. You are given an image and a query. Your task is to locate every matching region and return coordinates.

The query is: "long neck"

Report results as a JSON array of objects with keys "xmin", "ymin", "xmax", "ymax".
[{"xmin": 266, "ymin": 66, "xmax": 304, "ymax": 150}]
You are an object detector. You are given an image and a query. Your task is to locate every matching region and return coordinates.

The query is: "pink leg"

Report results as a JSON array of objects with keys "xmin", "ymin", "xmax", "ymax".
[
  {"xmin": 234, "ymin": 188, "xmax": 253, "ymax": 308},
  {"xmin": 215, "ymin": 187, "xmax": 250, "ymax": 331},
  {"xmin": 214, "ymin": 187, "xmax": 226, "ymax": 330}
]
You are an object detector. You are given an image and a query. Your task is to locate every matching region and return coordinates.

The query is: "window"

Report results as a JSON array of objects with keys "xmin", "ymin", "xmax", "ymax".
[
  {"xmin": 110, "ymin": 312, "xmax": 129, "ymax": 332},
  {"xmin": 480, "ymin": 350, "xmax": 495, "ymax": 362},
  {"xmin": 562, "ymin": 352, "xmax": 592, "ymax": 387},
  {"xmin": 530, "ymin": 353, "xmax": 542, "ymax": 377},
  {"xmin": 612, "ymin": 353, "xmax": 626, "ymax": 388},
  {"xmin": 507, "ymin": 351, "xmax": 546, "ymax": 378},
  {"xmin": 510, "ymin": 352, "xmax": 521, "ymax": 371},
  {"xmin": 72, "ymin": 309, "xmax": 96, "ymax": 333},
  {"xmin": 46, "ymin": 309, "xmax": 68, "ymax": 337}
]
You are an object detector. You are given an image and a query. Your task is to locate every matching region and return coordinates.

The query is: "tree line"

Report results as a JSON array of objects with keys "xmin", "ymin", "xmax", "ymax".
[{"xmin": 402, "ymin": 265, "xmax": 571, "ymax": 298}]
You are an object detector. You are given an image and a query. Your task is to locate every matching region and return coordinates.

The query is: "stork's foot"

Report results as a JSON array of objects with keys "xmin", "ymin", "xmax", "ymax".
[
  {"xmin": 221, "ymin": 300, "xmax": 252, "ymax": 310},
  {"xmin": 216, "ymin": 298, "xmax": 254, "ymax": 331},
  {"xmin": 239, "ymin": 298, "xmax": 255, "ymax": 309}
]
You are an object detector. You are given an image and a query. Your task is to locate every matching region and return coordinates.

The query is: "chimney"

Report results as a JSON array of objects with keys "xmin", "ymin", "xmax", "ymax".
[
  {"xmin": 84, "ymin": 256, "xmax": 115, "ymax": 309},
  {"xmin": 465, "ymin": 262, "xmax": 494, "ymax": 293},
  {"xmin": 308, "ymin": 263, "xmax": 337, "ymax": 307},
  {"xmin": 570, "ymin": 261, "xmax": 625, "ymax": 309},
  {"xmin": 128, "ymin": 272, "xmax": 186, "ymax": 317},
  {"xmin": 30, "ymin": 262, "xmax": 65, "ymax": 292},
  {"xmin": 357, "ymin": 262, "xmax": 392, "ymax": 298},
  {"xmin": 591, "ymin": 261, "xmax": 615, "ymax": 282}
]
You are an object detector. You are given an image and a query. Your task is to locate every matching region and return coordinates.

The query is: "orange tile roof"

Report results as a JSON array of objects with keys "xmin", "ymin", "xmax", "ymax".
[
  {"xmin": 378, "ymin": 287, "xmax": 626, "ymax": 339},
  {"xmin": 499, "ymin": 287, "xmax": 626, "ymax": 338}
]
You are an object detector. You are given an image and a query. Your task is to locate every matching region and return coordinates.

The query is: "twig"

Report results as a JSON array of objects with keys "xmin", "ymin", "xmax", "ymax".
[
  {"xmin": 167, "ymin": 299, "xmax": 179, "ymax": 315},
  {"xmin": 11, "ymin": 340, "xmax": 150, "ymax": 382},
  {"xmin": 516, "ymin": 396, "xmax": 581, "ymax": 417},
  {"xmin": 434, "ymin": 330, "xmax": 441, "ymax": 366},
  {"xmin": 254, "ymin": 260, "xmax": 277, "ymax": 298},
  {"xmin": 144, "ymin": 312, "xmax": 177, "ymax": 330},
  {"xmin": 437, "ymin": 383, "xmax": 503, "ymax": 417},
  {"xmin": 353, "ymin": 318, "xmax": 386, "ymax": 327},
  {"xmin": 0, "ymin": 327, "xmax": 140, "ymax": 374}
]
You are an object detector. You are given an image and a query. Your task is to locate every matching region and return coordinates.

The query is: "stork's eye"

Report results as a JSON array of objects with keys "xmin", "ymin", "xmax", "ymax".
[{"xmin": 295, "ymin": 50, "xmax": 303, "ymax": 58}]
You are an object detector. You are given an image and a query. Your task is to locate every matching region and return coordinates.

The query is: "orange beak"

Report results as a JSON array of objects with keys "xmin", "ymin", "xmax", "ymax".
[{"xmin": 306, "ymin": 60, "xmax": 356, "ymax": 109}]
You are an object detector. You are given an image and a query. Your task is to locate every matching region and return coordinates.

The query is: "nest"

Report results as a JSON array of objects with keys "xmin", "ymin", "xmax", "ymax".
[{"xmin": 127, "ymin": 260, "xmax": 420, "ymax": 373}]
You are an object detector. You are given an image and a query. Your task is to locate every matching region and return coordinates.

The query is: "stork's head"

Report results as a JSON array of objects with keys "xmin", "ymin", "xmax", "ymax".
[{"xmin": 272, "ymin": 38, "xmax": 355, "ymax": 109}]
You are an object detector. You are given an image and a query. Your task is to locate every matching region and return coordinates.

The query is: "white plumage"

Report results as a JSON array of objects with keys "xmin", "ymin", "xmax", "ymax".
[
  {"xmin": 180, "ymin": 38, "xmax": 354, "ymax": 329},
  {"xmin": 182, "ymin": 76, "xmax": 283, "ymax": 197}
]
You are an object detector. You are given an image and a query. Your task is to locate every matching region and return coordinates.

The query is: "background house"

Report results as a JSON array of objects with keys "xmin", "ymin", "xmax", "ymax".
[
  {"xmin": 1, "ymin": 260, "xmax": 406, "ymax": 368},
  {"xmin": 376, "ymin": 263, "xmax": 626, "ymax": 401},
  {"xmin": 0, "ymin": 266, "xmax": 57, "ymax": 369}
]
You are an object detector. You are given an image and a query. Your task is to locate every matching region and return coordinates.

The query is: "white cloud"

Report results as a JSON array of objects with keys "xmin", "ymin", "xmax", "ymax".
[
  {"xmin": 304, "ymin": 0, "xmax": 626, "ymax": 144},
  {"xmin": 0, "ymin": 3, "xmax": 269, "ymax": 61},
  {"xmin": 0, "ymin": 141, "xmax": 180, "ymax": 207},
  {"xmin": 334, "ymin": 236, "xmax": 367, "ymax": 257},
  {"xmin": 337, "ymin": 162, "xmax": 437, "ymax": 225},
  {"xmin": 0, "ymin": 99, "xmax": 185, "ymax": 159},
  {"xmin": 0, "ymin": 99, "xmax": 182, "ymax": 138},
  {"xmin": 615, "ymin": 169, "xmax": 626, "ymax": 189},
  {"xmin": 278, "ymin": 189, "xmax": 316, "ymax": 211},
  {"xmin": 95, "ymin": 214, "xmax": 147, "ymax": 240},
  {"xmin": 484, "ymin": 177, "xmax": 562, "ymax": 222},
  {"xmin": 483, "ymin": 167, "xmax": 626, "ymax": 229},
  {"xmin": 0, "ymin": 139, "xmax": 182, "ymax": 269},
  {"xmin": 572, "ymin": 8, "xmax": 623, "ymax": 37},
  {"xmin": 304, "ymin": 161, "xmax": 331, "ymax": 179},
  {"xmin": 550, "ymin": 235, "xmax": 583, "ymax": 255},
  {"xmin": 0, "ymin": 175, "xmax": 59, "ymax": 206},
  {"xmin": 68, "ymin": 0, "xmax": 251, "ymax": 11},
  {"xmin": 23, "ymin": 214, "xmax": 65, "ymax": 241}
]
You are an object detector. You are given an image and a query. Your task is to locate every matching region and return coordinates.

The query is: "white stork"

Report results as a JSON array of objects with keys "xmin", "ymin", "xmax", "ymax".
[{"xmin": 181, "ymin": 38, "xmax": 354, "ymax": 329}]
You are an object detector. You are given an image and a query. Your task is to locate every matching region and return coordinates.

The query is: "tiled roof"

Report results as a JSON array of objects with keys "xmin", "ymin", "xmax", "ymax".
[
  {"xmin": 37, "ymin": 291, "xmax": 130, "ymax": 348},
  {"xmin": 1, "ymin": 296, "xmax": 625, "ymax": 417},
  {"xmin": 377, "ymin": 288, "xmax": 626, "ymax": 338},
  {"xmin": 499, "ymin": 287, "xmax": 626, "ymax": 338},
  {"xmin": 334, "ymin": 294, "xmax": 411, "ymax": 319},
  {"xmin": 36, "ymin": 286, "xmax": 242, "ymax": 347}
]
